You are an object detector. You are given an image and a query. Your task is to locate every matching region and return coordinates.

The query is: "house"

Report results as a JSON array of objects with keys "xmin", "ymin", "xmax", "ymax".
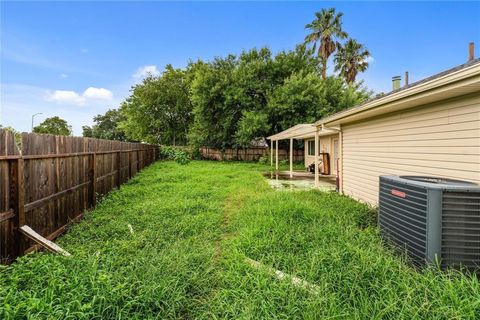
[{"xmin": 268, "ymin": 45, "xmax": 480, "ymax": 205}]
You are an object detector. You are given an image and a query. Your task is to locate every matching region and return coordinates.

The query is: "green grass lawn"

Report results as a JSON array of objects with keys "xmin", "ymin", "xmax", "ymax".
[{"xmin": 1, "ymin": 161, "xmax": 479, "ymax": 319}]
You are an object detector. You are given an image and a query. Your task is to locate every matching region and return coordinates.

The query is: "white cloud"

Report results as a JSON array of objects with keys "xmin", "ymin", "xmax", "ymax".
[
  {"xmin": 45, "ymin": 87, "xmax": 113, "ymax": 106},
  {"xmin": 46, "ymin": 90, "xmax": 85, "ymax": 105},
  {"xmin": 83, "ymin": 87, "xmax": 113, "ymax": 100},
  {"xmin": 133, "ymin": 65, "xmax": 160, "ymax": 78},
  {"xmin": 60, "ymin": 73, "xmax": 68, "ymax": 79},
  {"xmin": 1, "ymin": 83, "xmax": 122, "ymax": 136}
]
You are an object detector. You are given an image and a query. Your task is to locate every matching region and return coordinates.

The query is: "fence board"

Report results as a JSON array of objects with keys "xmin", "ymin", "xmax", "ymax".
[
  {"xmin": 0, "ymin": 130, "xmax": 20, "ymax": 263},
  {"xmin": 0, "ymin": 130, "xmax": 158, "ymax": 264}
]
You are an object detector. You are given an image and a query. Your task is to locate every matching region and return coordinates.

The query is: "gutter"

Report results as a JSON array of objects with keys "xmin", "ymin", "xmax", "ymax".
[{"xmin": 316, "ymin": 60, "xmax": 480, "ymax": 127}]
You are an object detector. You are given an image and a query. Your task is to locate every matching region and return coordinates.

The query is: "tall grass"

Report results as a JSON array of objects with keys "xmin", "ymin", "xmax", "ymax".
[{"xmin": 1, "ymin": 161, "xmax": 479, "ymax": 319}]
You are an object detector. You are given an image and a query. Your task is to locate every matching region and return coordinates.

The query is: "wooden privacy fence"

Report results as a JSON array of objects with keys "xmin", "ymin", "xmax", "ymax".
[
  {"xmin": 0, "ymin": 130, "xmax": 159, "ymax": 264},
  {"xmin": 200, "ymin": 147, "xmax": 304, "ymax": 162}
]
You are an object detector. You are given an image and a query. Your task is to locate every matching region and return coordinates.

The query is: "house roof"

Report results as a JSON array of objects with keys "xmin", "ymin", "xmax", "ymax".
[
  {"xmin": 267, "ymin": 123, "xmax": 337, "ymax": 140},
  {"xmin": 317, "ymin": 58, "xmax": 480, "ymax": 127}
]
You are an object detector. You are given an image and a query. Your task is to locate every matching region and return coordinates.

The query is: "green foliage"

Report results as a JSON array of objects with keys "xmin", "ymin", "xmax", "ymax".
[
  {"xmin": 304, "ymin": 8, "xmax": 348, "ymax": 79},
  {"xmin": 113, "ymin": 11, "xmax": 371, "ymax": 149},
  {"xmin": 82, "ymin": 109, "xmax": 127, "ymax": 140},
  {"xmin": 334, "ymin": 38, "xmax": 371, "ymax": 84},
  {"xmin": 0, "ymin": 125, "xmax": 22, "ymax": 147},
  {"xmin": 257, "ymin": 154, "xmax": 269, "ymax": 164},
  {"xmin": 188, "ymin": 55, "xmax": 238, "ymax": 150},
  {"xmin": 268, "ymin": 74, "xmax": 371, "ymax": 131},
  {"xmin": 119, "ymin": 64, "xmax": 194, "ymax": 145},
  {"xmin": 160, "ymin": 146, "xmax": 191, "ymax": 165},
  {"xmin": 188, "ymin": 45, "xmax": 368, "ymax": 149},
  {"xmin": 32, "ymin": 116, "xmax": 72, "ymax": 136},
  {"xmin": 235, "ymin": 111, "xmax": 270, "ymax": 147},
  {"xmin": 1, "ymin": 161, "xmax": 479, "ymax": 318}
]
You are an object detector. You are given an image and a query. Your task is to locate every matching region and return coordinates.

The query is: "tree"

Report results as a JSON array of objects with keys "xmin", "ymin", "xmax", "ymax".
[
  {"xmin": 304, "ymin": 8, "xmax": 348, "ymax": 79},
  {"xmin": 188, "ymin": 47, "xmax": 321, "ymax": 149},
  {"xmin": 82, "ymin": 125, "xmax": 94, "ymax": 138},
  {"xmin": 188, "ymin": 55, "xmax": 238, "ymax": 150},
  {"xmin": 0, "ymin": 125, "xmax": 22, "ymax": 146},
  {"xmin": 187, "ymin": 45, "xmax": 371, "ymax": 149},
  {"xmin": 82, "ymin": 109, "xmax": 126, "ymax": 140},
  {"xmin": 268, "ymin": 73, "xmax": 371, "ymax": 132},
  {"xmin": 334, "ymin": 39, "xmax": 371, "ymax": 84},
  {"xmin": 33, "ymin": 116, "xmax": 72, "ymax": 136},
  {"xmin": 119, "ymin": 64, "xmax": 193, "ymax": 145},
  {"xmin": 235, "ymin": 111, "xmax": 270, "ymax": 147}
]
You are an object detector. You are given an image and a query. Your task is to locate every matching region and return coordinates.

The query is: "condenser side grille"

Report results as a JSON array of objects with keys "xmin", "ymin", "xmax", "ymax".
[
  {"xmin": 379, "ymin": 178, "xmax": 428, "ymax": 263},
  {"xmin": 441, "ymin": 191, "xmax": 480, "ymax": 269}
]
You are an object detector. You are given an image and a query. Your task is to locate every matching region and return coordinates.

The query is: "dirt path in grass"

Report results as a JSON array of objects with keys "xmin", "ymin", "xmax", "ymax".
[
  {"xmin": 213, "ymin": 189, "xmax": 251, "ymax": 262},
  {"xmin": 213, "ymin": 190, "xmax": 244, "ymax": 263}
]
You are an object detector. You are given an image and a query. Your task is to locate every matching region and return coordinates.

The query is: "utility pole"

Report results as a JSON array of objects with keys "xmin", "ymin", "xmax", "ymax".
[{"xmin": 31, "ymin": 113, "xmax": 43, "ymax": 131}]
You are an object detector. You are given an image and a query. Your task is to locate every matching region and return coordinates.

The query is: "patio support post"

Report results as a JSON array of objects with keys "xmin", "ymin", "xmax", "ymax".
[
  {"xmin": 314, "ymin": 127, "xmax": 319, "ymax": 187},
  {"xmin": 289, "ymin": 138, "xmax": 293, "ymax": 178},
  {"xmin": 275, "ymin": 140, "xmax": 279, "ymax": 171},
  {"xmin": 338, "ymin": 127, "xmax": 343, "ymax": 193},
  {"xmin": 270, "ymin": 139, "xmax": 273, "ymax": 167}
]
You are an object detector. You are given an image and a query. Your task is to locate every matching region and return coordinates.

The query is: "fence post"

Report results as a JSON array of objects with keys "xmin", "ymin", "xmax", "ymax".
[
  {"xmin": 128, "ymin": 150, "xmax": 132, "ymax": 179},
  {"xmin": 11, "ymin": 158, "xmax": 25, "ymax": 257},
  {"xmin": 137, "ymin": 149, "xmax": 140, "ymax": 172},
  {"xmin": 116, "ymin": 151, "xmax": 121, "ymax": 187},
  {"xmin": 88, "ymin": 152, "xmax": 96, "ymax": 208}
]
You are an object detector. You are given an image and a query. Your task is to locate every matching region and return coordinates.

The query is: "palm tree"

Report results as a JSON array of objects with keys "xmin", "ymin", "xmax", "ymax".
[
  {"xmin": 304, "ymin": 8, "xmax": 348, "ymax": 79},
  {"xmin": 334, "ymin": 39, "xmax": 371, "ymax": 84}
]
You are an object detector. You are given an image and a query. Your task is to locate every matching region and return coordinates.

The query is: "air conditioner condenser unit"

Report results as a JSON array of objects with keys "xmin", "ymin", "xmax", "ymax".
[{"xmin": 379, "ymin": 175, "xmax": 480, "ymax": 270}]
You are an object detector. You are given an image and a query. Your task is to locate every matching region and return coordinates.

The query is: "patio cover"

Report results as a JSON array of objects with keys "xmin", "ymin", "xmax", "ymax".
[
  {"xmin": 266, "ymin": 123, "xmax": 339, "ymax": 187},
  {"xmin": 267, "ymin": 124, "xmax": 336, "ymax": 141}
]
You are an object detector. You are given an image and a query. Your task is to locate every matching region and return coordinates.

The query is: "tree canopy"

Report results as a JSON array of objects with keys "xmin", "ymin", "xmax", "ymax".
[
  {"xmin": 82, "ymin": 109, "xmax": 126, "ymax": 141},
  {"xmin": 0, "ymin": 125, "xmax": 22, "ymax": 146},
  {"xmin": 119, "ymin": 64, "xmax": 194, "ymax": 145},
  {"xmin": 335, "ymin": 39, "xmax": 371, "ymax": 84},
  {"xmin": 304, "ymin": 8, "xmax": 348, "ymax": 79},
  {"xmin": 33, "ymin": 116, "xmax": 72, "ymax": 136},
  {"xmin": 89, "ymin": 8, "xmax": 372, "ymax": 149},
  {"xmin": 189, "ymin": 45, "xmax": 370, "ymax": 149}
]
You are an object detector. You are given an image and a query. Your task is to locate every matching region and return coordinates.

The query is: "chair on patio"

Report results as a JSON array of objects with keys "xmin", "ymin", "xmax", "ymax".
[{"xmin": 307, "ymin": 153, "xmax": 330, "ymax": 175}]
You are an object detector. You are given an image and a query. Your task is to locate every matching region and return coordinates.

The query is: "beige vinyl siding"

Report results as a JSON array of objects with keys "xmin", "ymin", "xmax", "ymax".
[
  {"xmin": 341, "ymin": 93, "xmax": 480, "ymax": 205},
  {"xmin": 304, "ymin": 140, "xmax": 315, "ymax": 167}
]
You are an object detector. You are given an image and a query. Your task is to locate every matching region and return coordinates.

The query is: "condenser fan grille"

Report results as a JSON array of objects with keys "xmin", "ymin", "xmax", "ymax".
[
  {"xmin": 379, "ymin": 179, "xmax": 428, "ymax": 264},
  {"xmin": 441, "ymin": 191, "xmax": 480, "ymax": 269}
]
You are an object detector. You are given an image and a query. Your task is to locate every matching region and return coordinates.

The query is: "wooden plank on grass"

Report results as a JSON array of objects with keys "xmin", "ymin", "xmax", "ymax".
[
  {"xmin": 19, "ymin": 225, "xmax": 71, "ymax": 257},
  {"xmin": 245, "ymin": 257, "xmax": 320, "ymax": 294}
]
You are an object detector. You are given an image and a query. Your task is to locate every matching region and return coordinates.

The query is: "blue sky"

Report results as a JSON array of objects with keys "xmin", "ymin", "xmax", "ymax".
[{"xmin": 1, "ymin": 1, "xmax": 479, "ymax": 135}]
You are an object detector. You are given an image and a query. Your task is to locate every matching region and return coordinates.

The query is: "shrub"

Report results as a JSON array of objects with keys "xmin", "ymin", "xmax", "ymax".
[
  {"xmin": 160, "ymin": 146, "xmax": 191, "ymax": 165},
  {"xmin": 257, "ymin": 154, "xmax": 269, "ymax": 164}
]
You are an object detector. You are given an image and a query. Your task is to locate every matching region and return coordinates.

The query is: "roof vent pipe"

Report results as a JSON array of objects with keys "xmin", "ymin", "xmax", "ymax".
[
  {"xmin": 469, "ymin": 42, "xmax": 475, "ymax": 61},
  {"xmin": 404, "ymin": 71, "xmax": 409, "ymax": 87},
  {"xmin": 392, "ymin": 76, "xmax": 401, "ymax": 91}
]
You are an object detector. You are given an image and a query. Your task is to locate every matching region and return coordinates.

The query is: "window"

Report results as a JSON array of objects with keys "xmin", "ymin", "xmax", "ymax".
[{"xmin": 308, "ymin": 140, "xmax": 315, "ymax": 156}]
